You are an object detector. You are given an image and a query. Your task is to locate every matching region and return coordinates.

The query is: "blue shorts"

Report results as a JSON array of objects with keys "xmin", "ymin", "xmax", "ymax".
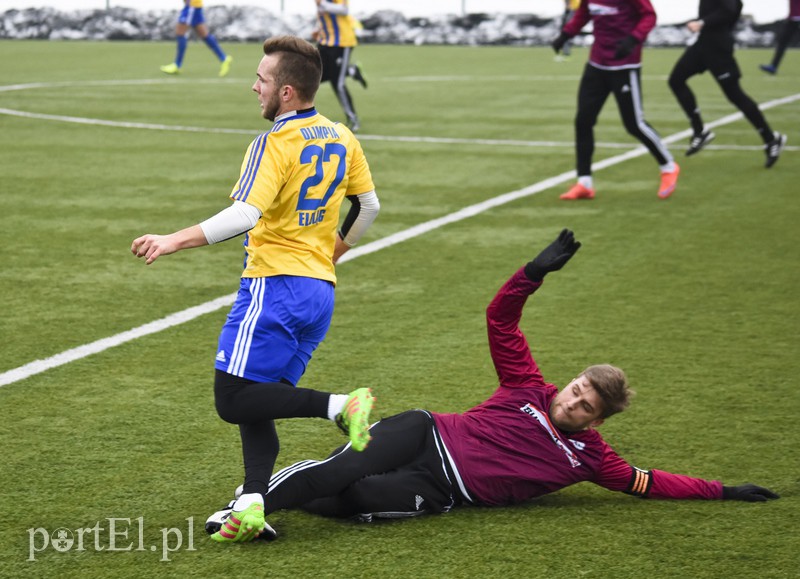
[
  {"xmin": 215, "ymin": 276, "xmax": 335, "ymax": 385},
  {"xmin": 178, "ymin": 6, "xmax": 205, "ymax": 27}
]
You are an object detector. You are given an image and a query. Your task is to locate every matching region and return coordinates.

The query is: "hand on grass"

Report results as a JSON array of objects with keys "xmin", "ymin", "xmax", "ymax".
[{"xmin": 722, "ymin": 484, "xmax": 780, "ymax": 502}]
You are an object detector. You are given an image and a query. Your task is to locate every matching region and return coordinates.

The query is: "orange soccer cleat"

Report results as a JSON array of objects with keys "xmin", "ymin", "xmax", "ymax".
[
  {"xmin": 559, "ymin": 183, "xmax": 595, "ymax": 200},
  {"xmin": 658, "ymin": 163, "xmax": 680, "ymax": 199}
]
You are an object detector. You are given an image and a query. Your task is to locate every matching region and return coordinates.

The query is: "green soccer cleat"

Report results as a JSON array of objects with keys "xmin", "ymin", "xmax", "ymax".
[
  {"xmin": 219, "ymin": 55, "xmax": 233, "ymax": 78},
  {"xmin": 210, "ymin": 502, "xmax": 266, "ymax": 543},
  {"xmin": 160, "ymin": 63, "xmax": 180, "ymax": 75},
  {"xmin": 336, "ymin": 387, "xmax": 375, "ymax": 452}
]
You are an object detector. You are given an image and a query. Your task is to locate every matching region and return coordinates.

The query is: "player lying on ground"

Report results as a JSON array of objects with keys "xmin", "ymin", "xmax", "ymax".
[{"xmin": 207, "ymin": 230, "xmax": 779, "ymax": 540}]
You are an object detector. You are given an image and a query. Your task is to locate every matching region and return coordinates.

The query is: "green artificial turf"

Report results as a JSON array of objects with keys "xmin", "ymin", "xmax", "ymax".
[{"xmin": 0, "ymin": 39, "xmax": 798, "ymax": 578}]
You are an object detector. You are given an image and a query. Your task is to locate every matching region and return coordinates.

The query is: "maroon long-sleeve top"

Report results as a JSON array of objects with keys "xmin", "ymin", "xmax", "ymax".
[
  {"xmin": 563, "ymin": 0, "xmax": 657, "ymax": 69},
  {"xmin": 432, "ymin": 268, "xmax": 722, "ymax": 506}
]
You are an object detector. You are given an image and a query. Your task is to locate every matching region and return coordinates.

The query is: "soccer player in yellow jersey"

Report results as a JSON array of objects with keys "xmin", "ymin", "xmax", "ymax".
[
  {"xmin": 132, "ymin": 36, "xmax": 380, "ymax": 543},
  {"xmin": 313, "ymin": 0, "xmax": 368, "ymax": 131},
  {"xmin": 160, "ymin": 0, "xmax": 233, "ymax": 77}
]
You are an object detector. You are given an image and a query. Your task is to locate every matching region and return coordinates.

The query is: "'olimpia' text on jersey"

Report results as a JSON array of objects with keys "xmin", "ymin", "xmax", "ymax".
[{"xmin": 230, "ymin": 108, "xmax": 373, "ymax": 285}]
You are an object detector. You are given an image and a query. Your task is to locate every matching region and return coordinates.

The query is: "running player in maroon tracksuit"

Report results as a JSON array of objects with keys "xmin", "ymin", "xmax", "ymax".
[
  {"xmin": 206, "ymin": 230, "xmax": 778, "ymax": 538},
  {"xmin": 552, "ymin": 0, "xmax": 680, "ymax": 201}
]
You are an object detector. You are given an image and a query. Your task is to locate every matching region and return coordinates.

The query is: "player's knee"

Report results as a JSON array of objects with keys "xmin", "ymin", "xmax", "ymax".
[
  {"xmin": 574, "ymin": 113, "xmax": 596, "ymax": 132},
  {"xmin": 719, "ymin": 81, "xmax": 747, "ymax": 106},
  {"xmin": 213, "ymin": 371, "xmax": 245, "ymax": 423},
  {"xmin": 622, "ymin": 119, "xmax": 643, "ymax": 137},
  {"xmin": 667, "ymin": 73, "xmax": 684, "ymax": 93},
  {"xmin": 214, "ymin": 391, "xmax": 238, "ymax": 424},
  {"xmin": 406, "ymin": 409, "xmax": 429, "ymax": 429}
]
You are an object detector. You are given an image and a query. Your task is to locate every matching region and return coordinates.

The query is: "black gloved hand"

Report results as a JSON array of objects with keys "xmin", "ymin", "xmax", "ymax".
[
  {"xmin": 721, "ymin": 484, "xmax": 780, "ymax": 502},
  {"xmin": 524, "ymin": 229, "xmax": 581, "ymax": 282},
  {"xmin": 614, "ymin": 34, "xmax": 638, "ymax": 59},
  {"xmin": 551, "ymin": 32, "xmax": 570, "ymax": 54}
]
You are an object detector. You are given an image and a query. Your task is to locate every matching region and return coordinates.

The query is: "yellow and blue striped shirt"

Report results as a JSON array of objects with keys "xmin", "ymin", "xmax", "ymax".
[
  {"xmin": 317, "ymin": 0, "xmax": 358, "ymax": 48},
  {"xmin": 230, "ymin": 109, "xmax": 374, "ymax": 284}
]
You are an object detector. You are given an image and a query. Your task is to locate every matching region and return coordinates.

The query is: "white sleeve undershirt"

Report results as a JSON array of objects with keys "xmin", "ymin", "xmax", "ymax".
[
  {"xmin": 199, "ymin": 190, "xmax": 378, "ymax": 248},
  {"xmin": 199, "ymin": 201, "xmax": 262, "ymax": 245},
  {"xmin": 341, "ymin": 190, "xmax": 380, "ymax": 247},
  {"xmin": 318, "ymin": 1, "xmax": 349, "ymax": 15}
]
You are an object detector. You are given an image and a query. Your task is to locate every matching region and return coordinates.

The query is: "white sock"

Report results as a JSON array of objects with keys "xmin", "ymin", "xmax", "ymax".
[
  {"xmin": 578, "ymin": 175, "xmax": 593, "ymax": 189},
  {"xmin": 660, "ymin": 161, "xmax": 676, "ymax": 173},
  {"xmin": 233, "ymin": 492, "xmax": 263, "ymax": 511},
  {"xmin": 327, "ymin": 394, "xmax": 349, "ymax": 421}
]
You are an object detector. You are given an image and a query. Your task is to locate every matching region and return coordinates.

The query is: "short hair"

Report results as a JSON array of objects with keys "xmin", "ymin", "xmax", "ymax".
[
  {"xmin": 262, "ymin": 35, "xmax": 322, "ymax": 102},
  {"xmin": 581, "ymin": 364, "xmax": 633, "ymax": 419}
]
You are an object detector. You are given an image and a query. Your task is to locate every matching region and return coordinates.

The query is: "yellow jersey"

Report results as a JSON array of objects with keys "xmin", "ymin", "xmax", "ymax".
[
  {"xmin": 317, "ymin": 0, "xmax": 358, "ymax": 48},
  {"xmin": 188, "ymin": 0, "xmax": 203, "ymax": 8},
  {"xmin": 567, "ymin": 0, "xmax": 580, "ymax": 10},
  {"xmin": 230, "ymin": 109, "xmax": 374, "ymax": 285}
]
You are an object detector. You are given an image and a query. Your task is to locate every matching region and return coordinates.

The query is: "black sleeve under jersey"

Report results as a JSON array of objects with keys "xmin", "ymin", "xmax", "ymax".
[{"xmin": 339, "ymin": 195, "xmax": 360, "ymax": 239}]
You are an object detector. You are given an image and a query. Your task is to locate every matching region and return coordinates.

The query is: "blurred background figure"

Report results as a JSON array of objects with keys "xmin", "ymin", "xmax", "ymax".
[
  {"xmin": 160, "ymin": 0, "xmax": 233, "ymax": 76},
  {"xmin": 555, "ymin": 0, "xmax": 581, "ymax": 61},
  {"xmin": 312, "ymin": 0, "xmax": 368, "ymax": 131},
  {"xmin": 760, "ymin": 0, "xmax": 800, "ymax": 75},
  {"xmin": 668, "ymin": 0, "xmax": 786, "ymax": 167},
  {"xmin": 552, "ymin": 0, "xmax": 679, "ymax": 201}
]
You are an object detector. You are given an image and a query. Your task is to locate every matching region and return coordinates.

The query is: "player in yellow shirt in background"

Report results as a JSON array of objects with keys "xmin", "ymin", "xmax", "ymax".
[
  {"xmin": 313, "ymin": 0, "xmax": 368, "ymax": 131},
  {"xmin": 161, "ymin": 0, "xmax": 233, "ymax": 77},
  {"xmin": 133, "ymin": 36, "xmax": 380, "ymax": 543}
]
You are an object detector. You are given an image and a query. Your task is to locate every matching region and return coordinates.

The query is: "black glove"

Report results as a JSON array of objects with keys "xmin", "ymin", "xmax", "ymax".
[
  {"xmin": 721, "ymin": 484, "xmax": 780, "ymax": 502},
  {"xmin": 551, "ymin": 32, "xmax": 569, "ymax": 54},
  {"xmin": 614, "ymin": 34, "xmax": 638, "ymax": 59},
  {"xmin": 524, "ymin": 229, "xmax": 581, "ymax": 282}
]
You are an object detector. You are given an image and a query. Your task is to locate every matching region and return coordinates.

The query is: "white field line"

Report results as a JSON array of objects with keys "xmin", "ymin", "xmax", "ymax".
[
  {"xmin": 0, "ymin": 106, "xmax": 680, "ymax": 147},
  {"xmin": 0, "ymin": 76, "xmax": 666, "ymax": 92},
  {"xmin": 1, "ymin": 92, "xmax": 797, "ymax": 388},
  {"xmin": 2, "ymin": 107, "xmax": 797, "ymax": 151},
  {"xmin": 0, "ymin": 107, "xmax": 257, "ymax": 135},
  {"xmin": 0, "ymin": 79, "xmax": 240, "ymax": 93}
]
